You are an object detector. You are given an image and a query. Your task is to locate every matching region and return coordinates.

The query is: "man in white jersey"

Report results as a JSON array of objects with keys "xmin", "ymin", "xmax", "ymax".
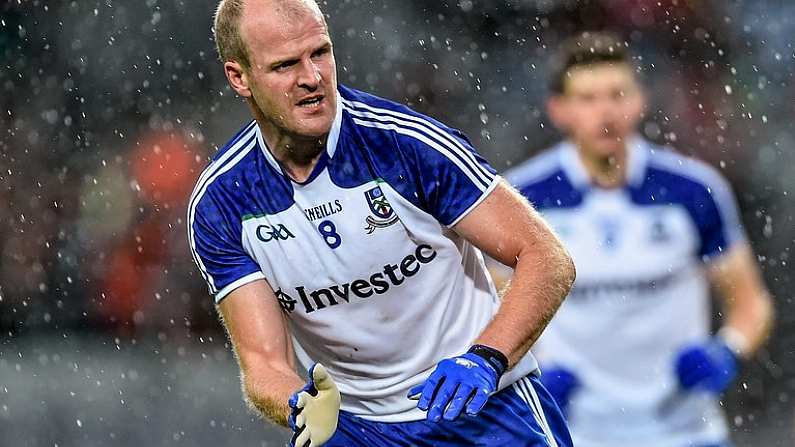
[
  {"xmin": 500, "ymin": 32, "xmax": 774, "ymax": 447},
  {"xmin": 188, "ymin": 1, "xmax": 577, "ymax": 446}
]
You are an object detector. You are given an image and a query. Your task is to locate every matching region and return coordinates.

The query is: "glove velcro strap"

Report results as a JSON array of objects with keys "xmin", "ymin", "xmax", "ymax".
[{"xmin": 467, "ymin": 344, "xmax": 509, "ymax": 378}]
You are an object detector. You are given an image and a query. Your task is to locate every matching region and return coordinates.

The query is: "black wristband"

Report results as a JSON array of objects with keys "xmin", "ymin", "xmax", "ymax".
[{"xmin": 467, "ymin": 344, "xmax": 509, "ymax": 377}]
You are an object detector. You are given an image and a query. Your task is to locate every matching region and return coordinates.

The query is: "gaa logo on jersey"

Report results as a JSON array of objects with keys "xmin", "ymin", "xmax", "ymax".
[
  {"xmin": 256, "ymin": 223, "xmax": 295, "ymax": 243},
  {"xmin": 364, "ymin": 186, "xmax": 399, "ymax": 234}
]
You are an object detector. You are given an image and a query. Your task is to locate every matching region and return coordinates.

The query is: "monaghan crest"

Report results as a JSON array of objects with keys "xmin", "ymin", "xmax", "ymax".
[{"xmin": 364, "ymin": 185, "xmax": 399, "ymax": 234}]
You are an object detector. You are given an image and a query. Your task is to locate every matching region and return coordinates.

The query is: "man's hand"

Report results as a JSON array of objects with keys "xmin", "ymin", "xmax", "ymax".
[
  {"xmin": 539, "ymin": 366, "xmax": 579, "ymax": 415},
  {"xmin": 675, "ymin": 338, "xmax": 738, "ymax": 394},
  {"xmin": 408, "ymin": 345, "xmax": 508, "ymax": 422},
  {"xmin": 288, "ymin": 363, "xmax": 341, "ymax": 447}
]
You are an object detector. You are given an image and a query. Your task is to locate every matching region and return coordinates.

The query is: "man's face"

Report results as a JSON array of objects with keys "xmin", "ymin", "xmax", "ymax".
[
  {"xmin": 548, "ymin": 63, "xmax": 644, "ymax": 157},
  {"xmin": 233, "ymin": 2, "xmax": 338, "ymax": 141}
]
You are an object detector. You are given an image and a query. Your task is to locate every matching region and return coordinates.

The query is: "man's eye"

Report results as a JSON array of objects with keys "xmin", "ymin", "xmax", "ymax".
[{"xmin": 275, "ymin": 61, "xmax": 296, "ymax": 71}]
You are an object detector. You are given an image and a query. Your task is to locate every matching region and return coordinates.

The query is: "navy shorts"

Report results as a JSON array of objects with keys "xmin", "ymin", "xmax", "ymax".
[{"xmin": 325, "ymin": 374, "xmax": 573, "ymax": 446}]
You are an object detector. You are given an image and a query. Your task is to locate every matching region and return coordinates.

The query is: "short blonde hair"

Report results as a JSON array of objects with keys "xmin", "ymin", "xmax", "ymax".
[
  {"xmin": 213, "ymin": 0, "xmax": 250, "ymax": 67},
  {"xmin": 213, "ymin": 0, "xmax": 326, "ymax": 69}
]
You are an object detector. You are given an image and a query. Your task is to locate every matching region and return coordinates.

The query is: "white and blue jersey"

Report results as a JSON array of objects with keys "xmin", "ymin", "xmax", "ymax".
[
  {"xmin": 506, "ymin": 139, "xmax": 745, "ymax": 447},
  {"xmin": 188, "ymin": 85, "xmax": 540, "ymax": 423}
]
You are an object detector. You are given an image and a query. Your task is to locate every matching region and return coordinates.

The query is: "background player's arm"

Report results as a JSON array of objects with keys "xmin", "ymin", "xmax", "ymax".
[
  {"xmin": 453, "ymin": 179, "xmax": 576, "ymax": 366},
  {"xmin": 708, "ymin": 243, "xmax": 774, "ymax": 357},
  {"xmin": 217, "ymin": 279, "xmax": 305, "ymax": 427}
]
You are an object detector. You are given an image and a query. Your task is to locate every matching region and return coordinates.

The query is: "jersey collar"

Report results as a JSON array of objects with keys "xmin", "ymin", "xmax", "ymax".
[
  {"xmin": 255, "ymin": 93, "xmax": 344, "ymax": 176},
  {"xmin": 325, "ymin": 92, "xmax": 343, "ymax": 158},
  {"xmin": 559, "ymin": 135, "xmax": 650, "ymax": 191}
]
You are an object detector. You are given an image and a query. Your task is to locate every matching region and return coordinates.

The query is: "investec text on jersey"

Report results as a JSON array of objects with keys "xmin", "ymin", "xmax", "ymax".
[{"xmin": 274, "ymin": 244, "xmax": 437, "ymax": 314}]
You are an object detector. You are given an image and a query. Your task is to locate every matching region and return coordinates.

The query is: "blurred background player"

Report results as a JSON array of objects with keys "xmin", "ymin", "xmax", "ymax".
[
  {"xmin": 190, "ymin": 0, "xmax": 576, "ymax": 445},
  {"xmin": 496, "ymin": 32, "xmax": 774, "ymax": 447}
]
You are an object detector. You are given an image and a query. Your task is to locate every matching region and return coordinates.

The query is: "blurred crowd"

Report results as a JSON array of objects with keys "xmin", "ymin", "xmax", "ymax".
[{"xmin": 2, "ymin": 0, "xmax": 794, "ymax": 441}]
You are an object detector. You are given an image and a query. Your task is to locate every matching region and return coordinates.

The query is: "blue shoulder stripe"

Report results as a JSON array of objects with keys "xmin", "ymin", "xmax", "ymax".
[
  {"xmin": 646, "ymin": 149, "xmax": 744, "ymax": 248},
  {"xmin": 189, "ymin": 121, "xmax": 257, "ymax": 203},
  {"xmin": 187, "ymin": 122, "xmax": 257, "ymax": 292},
  {"xmin": 341, "ymin": 98, "xmax": 494, "ymax": 190},
  {"xmin": 504, "ymin": 146, "xmax": 564, "ymax": 189}
]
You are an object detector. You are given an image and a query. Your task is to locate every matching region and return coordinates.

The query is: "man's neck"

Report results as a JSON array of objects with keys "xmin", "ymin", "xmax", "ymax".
[
  {"xmin": 257, "ymin": 122, "xmax": 327, "ymax": 183},
  {"xmin": 575, "ymin": 142, "xmax": 628, "ymax": 189}
]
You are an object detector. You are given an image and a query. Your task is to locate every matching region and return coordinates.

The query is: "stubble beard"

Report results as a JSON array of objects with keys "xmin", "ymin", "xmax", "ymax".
[{"xmin": 250, "ymin": 97, "xmax": 328, "ymax": 165}]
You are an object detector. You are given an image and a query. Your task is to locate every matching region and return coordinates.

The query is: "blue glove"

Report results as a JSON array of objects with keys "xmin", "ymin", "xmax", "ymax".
[
  {"xmin": 539, "ymin": 366, "xmax": 579, "ymax": 414},
  {"xmin": 675, "ymin": 338, "xmax": 738, "ymax": 394},
  {"xmin": 288, "ymin": 363, "xmax": 340, "ymax": 447},
  {"xmin": 408, "ymin": 345, "xmax": 508, "ymax": 422}
]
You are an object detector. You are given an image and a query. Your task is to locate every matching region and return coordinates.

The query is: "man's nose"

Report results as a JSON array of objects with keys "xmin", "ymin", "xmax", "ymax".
[
  {"xmin": 598, "ymin": 96, "xmax": 619, "ymax": 119},
  {"xmin": 296, "ymin": 58, "xmax": 321, "ymax": 90}
]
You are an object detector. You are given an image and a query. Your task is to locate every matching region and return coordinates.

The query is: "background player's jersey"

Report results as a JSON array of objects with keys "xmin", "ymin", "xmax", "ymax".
[
  {"xmin": 189, "ymin": 85, "xmax": 538, "ymax": 422},
  {"xmin": 506, "ymin": 139, "xmax": 745, "ymax": 447}
]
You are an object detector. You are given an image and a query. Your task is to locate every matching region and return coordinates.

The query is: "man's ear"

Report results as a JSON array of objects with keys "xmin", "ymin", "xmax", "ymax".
[
  {"xmin": 224, "ymin": 61, "xmax": 252, "ymax": 98},
  {"xmin": 546, "ymin": 95, "xmax": 569, "ymax": 132}
]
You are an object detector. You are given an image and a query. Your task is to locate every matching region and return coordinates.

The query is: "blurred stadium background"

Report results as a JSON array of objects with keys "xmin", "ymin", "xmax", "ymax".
[{"xmin": 1, "ymin": 0, "xmax": 793, "ymax": 445}]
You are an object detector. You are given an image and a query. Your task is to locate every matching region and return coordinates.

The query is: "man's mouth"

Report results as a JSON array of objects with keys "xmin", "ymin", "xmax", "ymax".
[{"xmin": 297, "ymin": 95, "xmax": 324, "ymax": 108}]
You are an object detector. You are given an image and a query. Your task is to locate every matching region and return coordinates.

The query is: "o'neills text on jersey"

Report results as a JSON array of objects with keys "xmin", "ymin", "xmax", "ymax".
[
  {"xmin": 275, "ymin": 244, "xmax": 437, "ymax": 314},
  {"xmin": 304, "ymin": 200, "xmax": 343, "ymax": 222}
]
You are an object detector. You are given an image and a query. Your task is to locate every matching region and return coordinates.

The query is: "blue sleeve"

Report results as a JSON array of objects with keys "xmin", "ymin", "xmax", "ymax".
[
  {"xmin": 189, "ymin": 194, "xmax": 264, "ymax": 302},
  {"xmin": 399, "ymin": 125, "xmax": 498, "ymax": 226},
  {"xmin": 695, "ymin": 173, "xmax": 746, "ymax": 260}
]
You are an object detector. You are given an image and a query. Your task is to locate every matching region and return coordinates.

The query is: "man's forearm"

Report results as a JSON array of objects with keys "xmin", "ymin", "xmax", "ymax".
[
  {"xmin": 709, "ymin": 245, "xmax": 775, "ymax": 359},
  {"xmin": 477, "ymin": 238, "xmax": 575, "ymax": 366},
  {"xmin": 722, "ymin": 289, "xmax": 774, "ymax": 358},
  {"xmin": 241, "ymin": 367, "xmax": 305, "ymax": 427}
]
